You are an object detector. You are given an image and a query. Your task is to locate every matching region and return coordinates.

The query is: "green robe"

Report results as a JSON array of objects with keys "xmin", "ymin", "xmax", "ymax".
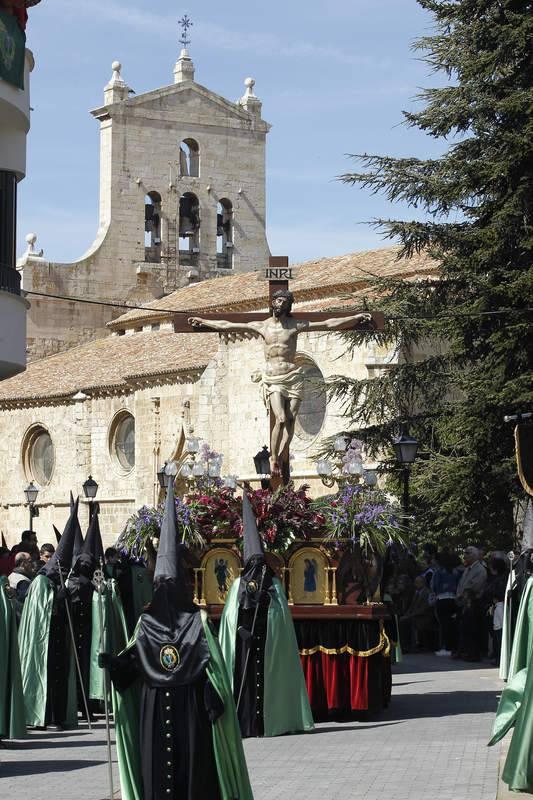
[
  {"xmin": 89, "ymin": 579, "xmax": 128, "ymax": 701},
  {"xmin": 0, "ymin": 576, "xmax": 26, "ymax": 739},
  {"xmin": 489, "ymin": 576, "xmax": 533, "ymax": 792},
  {"xmin": 219, "ymin": 577, "xmax": 314, "ymax": 737},
  {"xmin": 18, "ymin": 574, "xmax": 78, "ymax": 728},
  {"xmin": 112, "ymin": 611, "xmax": 254, "ymax": 800}
]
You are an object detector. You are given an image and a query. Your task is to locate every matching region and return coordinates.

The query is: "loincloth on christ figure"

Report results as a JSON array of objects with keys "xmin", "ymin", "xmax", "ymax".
[{"xmin": 257, "ymin": 365, "xmax": 305, "ymax": 406}]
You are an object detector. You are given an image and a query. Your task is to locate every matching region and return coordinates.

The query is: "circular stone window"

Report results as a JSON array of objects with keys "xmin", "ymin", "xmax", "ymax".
[
  {"xmin": 111, "ymin": 413, "xmax": 136, "ymax": 471},
  {"xmin": 294, "ymin": 359, "xmax": 327, "ymax": 443},
  {"xmin": 23, "ymin": 426, "xmax": 55, "ymax": 486}
]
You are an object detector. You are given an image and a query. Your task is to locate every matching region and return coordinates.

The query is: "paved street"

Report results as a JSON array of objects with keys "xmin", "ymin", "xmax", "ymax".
[{"xmin": 0, "ymin": 654, "xmax": 507, "ymax": 800}]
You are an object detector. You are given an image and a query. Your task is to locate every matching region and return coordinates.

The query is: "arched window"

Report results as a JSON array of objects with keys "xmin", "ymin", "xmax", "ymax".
[
  {"xmin": 109, "ymin": 411, "xmax": 136, "ymax": 473},
  {"xmin": 293, "ymin": 358, "xmax": 327, "ymax": 444},
  {"xmin": 179, "ymin": 192, "xmax": 200, "ymax": 266},
  {"xmin": 144, "ymin": 191, "xmax": 162, "ymax": 263},
  {"xmin": 216, "ymin": 199, "xmax": 233, "ymax": 269},
  {"xmin": 178, "ymin": 138, "xmax": 199, "ymax": 178},
  {"xmin": 22, "ymin": 425, "xmax": 55, "ymax": 486}
]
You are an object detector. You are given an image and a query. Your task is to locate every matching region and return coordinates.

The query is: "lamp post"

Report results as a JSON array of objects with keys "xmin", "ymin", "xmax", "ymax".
[
  {"xmin": 83, "ymin": 475, "xmax": 99, "ymax": 521},
  {"xmin": 23, "ymin": 481, "xmax": 39, "ymax": 532},
  {"xmin": 392, "ymin": 431, "xmax": 419, "ymax": 526},
  {"xmin": 253, "ymin": 445, "xmax": 271, "ymax": 490},
  {"xmin": 157, "ymin": 462, "xmax": 169, "ymax": 490}
]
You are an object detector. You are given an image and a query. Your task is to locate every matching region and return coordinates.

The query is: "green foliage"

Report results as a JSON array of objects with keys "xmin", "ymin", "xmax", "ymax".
[{"xmin": 331, "ymin": 0, "xmax": 533, "ymax": 551}]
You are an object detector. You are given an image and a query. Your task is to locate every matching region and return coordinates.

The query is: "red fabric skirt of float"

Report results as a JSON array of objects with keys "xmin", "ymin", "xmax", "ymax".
[{"xmin": 295, "ymin": 619, "xmax": 393, "ymax": 719}]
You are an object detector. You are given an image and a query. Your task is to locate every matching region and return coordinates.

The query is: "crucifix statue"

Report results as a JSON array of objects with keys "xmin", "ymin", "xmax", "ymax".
[{"xmin": 173, "ymin": 257, "xmax": 384, "ymax": 485}]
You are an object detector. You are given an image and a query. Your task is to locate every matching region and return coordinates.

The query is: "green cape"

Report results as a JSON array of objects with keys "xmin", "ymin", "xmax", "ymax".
[
  {"xmin": 489, "ymin": 576, "xmax": 533, "ymax": 792},
  {"xmin": 0, "ymin": 576, "xmax": 26, "ymax": 738},
  {"xmin": 219, "ymin": 577, "xmax": 314, "ymax": 737},
  {"xmin": 18, "ymin": 575, "xmax": 78, "ymax": 728},
  {"xmin": 112, "ymin": 611, "xmax": 254, "ymax": 800},
  {"xmin": 89, "ymin": 579, "xmax": 128, "ymax": 701}
]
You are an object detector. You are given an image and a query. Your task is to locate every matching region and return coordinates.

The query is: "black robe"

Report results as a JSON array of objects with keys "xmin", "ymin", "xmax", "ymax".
[
  {"xmin": 69, "ymin": 574, "xmax": 94, "ymax": 716},
  {"xmin": 45, "ymin": 589, "xmax": 71, "ymax": 726},
  {"xmin": 108, "ymin": 641, "xmax": 223, "ymax": 800}
]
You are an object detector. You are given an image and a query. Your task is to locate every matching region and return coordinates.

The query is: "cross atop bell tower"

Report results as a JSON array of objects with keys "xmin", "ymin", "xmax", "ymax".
[
  {"xmin": 174, "ymin": 14, "xmax": 195, "ymax": 83},
  {"xmin": 178, "ymin": 14, "xmax": 193, "ymax": 49}
]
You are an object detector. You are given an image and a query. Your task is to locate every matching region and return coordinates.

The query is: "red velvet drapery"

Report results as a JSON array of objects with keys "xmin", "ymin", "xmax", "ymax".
[{"xmin": 301, "ymin": 652, "xmax": 391, "ymax": 718}]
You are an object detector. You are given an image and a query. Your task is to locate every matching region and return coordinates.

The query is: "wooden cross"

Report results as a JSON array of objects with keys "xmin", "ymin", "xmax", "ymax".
[{"xmin": 173, "ymin": 256, "xmax": 384, "ymax": 487}]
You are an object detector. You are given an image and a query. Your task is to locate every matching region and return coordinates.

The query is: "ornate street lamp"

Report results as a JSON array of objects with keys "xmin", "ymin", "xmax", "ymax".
[
  {"xmin": 392, "ymin": 431, "xmax": 419, "ymax": 525},
  {"xmin": 83, "ymin": 475, "xmax": 99, "ymax": 521},
  {"xmin": 392, "ymin": 433, "xmax": 419, "ymax": 465},
  {"xmin": 157, "ymin": 462, "xmax": 170, "ymax": 489},
  {"xmin": 23, "ymin": 481, "xmax": 39, "ymax": 532},
  {"xmin": 253, "ymin": 446, "xmax": 271, "ymax": 476},
  {"xmin": 253, "ymin": 445, "xmax": 271, "ymax": 489}
]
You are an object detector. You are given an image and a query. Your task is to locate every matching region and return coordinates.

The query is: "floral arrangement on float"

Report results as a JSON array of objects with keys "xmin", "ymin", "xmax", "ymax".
[{"xmin": 117, "ymin": 439, "xmax": 404, "ymax": 564}]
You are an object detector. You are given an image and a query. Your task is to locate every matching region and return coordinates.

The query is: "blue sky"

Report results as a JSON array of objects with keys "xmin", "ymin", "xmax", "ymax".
[{"xmin": 19, "ymin": 0, "xmax": 444, "ymax": 264}]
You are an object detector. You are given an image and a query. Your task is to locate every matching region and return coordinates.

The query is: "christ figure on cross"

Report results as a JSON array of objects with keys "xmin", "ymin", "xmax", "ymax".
[{"xmin": 189, "ymin": 290, "xmax": 373, "ymax": 476}]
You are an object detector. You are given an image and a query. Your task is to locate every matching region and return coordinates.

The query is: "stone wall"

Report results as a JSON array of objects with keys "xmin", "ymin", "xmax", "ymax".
[
  {"xmin": 20, "ymin": 58, "xmax": 270, "ymax": 362},
  {"xmin": 0, "ymin": 329, "xmax": 399, "ymax": 549}
]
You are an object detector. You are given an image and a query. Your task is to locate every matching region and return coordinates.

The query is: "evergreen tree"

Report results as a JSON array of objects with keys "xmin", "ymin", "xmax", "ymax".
[{"xmin": 331, "ymin": 0, "xmax": 533, "ymax": 549}]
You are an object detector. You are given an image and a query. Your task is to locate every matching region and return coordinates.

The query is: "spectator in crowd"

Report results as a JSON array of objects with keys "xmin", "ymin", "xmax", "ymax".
[
  {"xmin": 37, "ymin": 543, "xmax": 55, "ymax": 570},
  {"xmin": 482, "ymin": 555, "xmax": 508, "ymax": 658},
  {"xmin": 454, "ymin": 545, "xmax": 487, "ymax": 661},
  {"xmin": 421, "ymin": 543, "xmax": 439, "ymax": 587},
  {"xmin": 10, "ymin": 530, "xmax": 39, "ymax": 564},
  {"xmin": 491, "ymin": 584, "xmax": 506, "ymax": 666},
  {"xmin": 8, "ymin": 552, "xmax": 34, "ymax": 621},
  {"xmin": 432, "ymin": 551, "xmax": 460, "ymax": 656},
  {"xmin": 399, "ymin": 575, "xmax": 436, "ymax": 652}
]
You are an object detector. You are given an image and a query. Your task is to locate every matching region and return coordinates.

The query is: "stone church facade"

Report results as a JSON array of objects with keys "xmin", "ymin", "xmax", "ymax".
[
  {"xmin": 18, "ymin": 49, "xmax": 270, "ymax": 361},
  {"xmin": 0, "ymin": 248, "xmax": 434, "ymax": 545},
  {"xmin": 1, "ymin": 46, "xmax": 437, "ymax": 546}
]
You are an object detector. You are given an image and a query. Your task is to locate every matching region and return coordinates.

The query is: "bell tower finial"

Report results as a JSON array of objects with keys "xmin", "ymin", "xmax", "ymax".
[
  {"xmin": 178, "ymin": 14, "xmax": 193, "ymax": 50},
  {"xmin": 174, "ymin": 14, "xmax": 195, "ymax": 83}
]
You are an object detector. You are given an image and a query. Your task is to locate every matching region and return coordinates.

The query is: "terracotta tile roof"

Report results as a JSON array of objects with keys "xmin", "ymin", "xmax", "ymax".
[
  {"xmin": 109, "ymin": 246, "xmax": 436, "ymax": 329},
  {"xmin": 0, "ymin": 330, "xmax": 218, "ymax": 404}
]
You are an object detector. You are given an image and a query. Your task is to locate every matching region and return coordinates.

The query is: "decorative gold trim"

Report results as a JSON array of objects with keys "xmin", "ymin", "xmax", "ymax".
[
  {"xmin": 299, "ymin": 621, "xmax": 389, "ymax": 658},
  {"xmin": 330, "ymin": 566, "xmax": 338, "ymax": 606}
]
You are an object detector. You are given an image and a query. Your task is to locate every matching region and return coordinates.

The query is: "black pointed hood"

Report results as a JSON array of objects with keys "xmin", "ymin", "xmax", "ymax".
[
  {"xmin": 239, "ymin": 493, "xmax": 274, "ymax": 609},
  {"xmin": 242, "ymin": 493, "xmax": 265, "ymax": 564},
  {"xmin": 71, "ymin": 495, "xmax": 84, "ymax": 565},
  {"xmin": 153, "ymin": 480, "xmax": 181, "ymax": 584},
  {"xmin": 83, "ymin": 511, "xmax": 104, "ymax": 566},
  {"xmin": 136, "ymin": 481, "xmax": 210, "ymax": 687},
  {"xmin": 39, "ymin": 499, "xmax": 80, "ymax": 582},
  {"xmin": 70, "ymin": 510, "xmax": 102, "ymax": 599}
]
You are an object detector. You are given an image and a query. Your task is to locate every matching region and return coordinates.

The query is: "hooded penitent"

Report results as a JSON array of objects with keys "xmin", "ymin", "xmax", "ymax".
[
  {"xmin": 489, "ymin": 569, "xmax": 533, "ymax": 792},
  {"xmin": 70, "ymin": 492, "xmax": 84, "ymax": 567},
  {"xmin": 219, "ymin": 493, "xmax": 314, "ymax": 738},
  {"xmin": 0, "ymin": 575, "xmax": 26, "ymax": 740},
  {"xmin": 18, "ymin": 501, "xmax": 79, "ymax": 728},
  {"xmin": 106, "ymin": 481, "xmax": 254, "ymax": 800},
  {"xmin": 69, "ymin": 510, "xmax": 105, "ymax": 717}
]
